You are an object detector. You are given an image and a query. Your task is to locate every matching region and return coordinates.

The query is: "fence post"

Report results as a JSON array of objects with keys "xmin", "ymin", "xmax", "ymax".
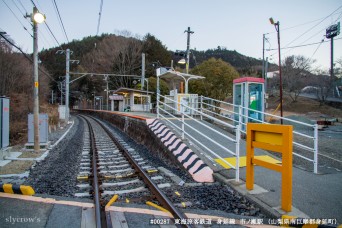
[
  {"xmin": 157, "ymin": 94, "xmax": 160, "ymax": 119},
  {"xmin": 235, "ymin": 124, "xmax": 241, "ymax": 182},
  {"xmin": 200, "ymin": 95, "xmax": 203, "ymax": 121},
  {"xmin": 181, "ymin": 103, "xmax": 185, "ymax": 140},
  {"xmin": 238, "ymin": 105, "xmax": 243, "ymax": 132},
  {"xmin": 313, "ymin": 124, "xmax": 318, "ymax": 174}
]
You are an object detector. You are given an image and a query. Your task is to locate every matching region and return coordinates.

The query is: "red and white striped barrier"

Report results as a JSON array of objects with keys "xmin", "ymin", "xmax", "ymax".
[{"xmin": 146, "ymin": 119, "xmax": 214, "ymax": 183}]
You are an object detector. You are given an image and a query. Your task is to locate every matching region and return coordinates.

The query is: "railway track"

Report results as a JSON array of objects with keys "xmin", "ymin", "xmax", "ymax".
[{"xmin": 76, "ymin": 115, "xmax": 190, "ymax": 227}]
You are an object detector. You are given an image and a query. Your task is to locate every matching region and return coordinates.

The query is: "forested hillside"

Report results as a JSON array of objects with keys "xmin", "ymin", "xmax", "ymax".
[
  {"xmin": 190, "ymin": 47, "xmax": 266, "ymax": 76},
  {"xmin": 0, "ymin": 31, "xmax": 270, "ymax": 143},
  {"xmin": 37, "ymin": 32, "xmax": 267, "ymax": 106}
]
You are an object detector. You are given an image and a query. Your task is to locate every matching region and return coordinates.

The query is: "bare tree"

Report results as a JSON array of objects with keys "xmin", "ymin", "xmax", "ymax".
[
  {"xmin": 282, "ymin": 55, "xmax": 315, "ymax": 102},
  {"xmin": 307, "ymin": 69, "xmax": 336, "ymax": 104},
  {"xmin": 80, "ymin": 33, "xmax": 143, "ymax": 90}
]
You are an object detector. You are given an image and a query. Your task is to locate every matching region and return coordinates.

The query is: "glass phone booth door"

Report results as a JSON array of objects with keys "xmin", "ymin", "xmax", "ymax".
[{"xmin": 233, "ymin": 77, "xmax": 264, "ymax": 127}]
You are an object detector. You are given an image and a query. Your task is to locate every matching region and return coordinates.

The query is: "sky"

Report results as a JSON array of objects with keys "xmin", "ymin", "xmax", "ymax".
[{"xmin": 0, "ymin": 0, "xmax": 341, "ymax": 72}]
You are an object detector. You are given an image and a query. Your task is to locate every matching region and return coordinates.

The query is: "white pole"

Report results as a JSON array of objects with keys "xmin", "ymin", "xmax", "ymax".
[
  {"xmin": 314, "ymin": 124, "xmax": 319, "ymax": 174},
  {"xmin": 65, "ymin": 49, "xmax": 70, "ymax": 122},
  {"xmin": 32, "ymin": 7, "xmax": 40, "ymax": 153}
]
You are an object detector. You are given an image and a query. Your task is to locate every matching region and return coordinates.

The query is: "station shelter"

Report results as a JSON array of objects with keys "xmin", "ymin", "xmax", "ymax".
[
  {"xmin": 157, "ymin": 68, "xmax": 205, "ymax": 115},
  {"xmin": 109, "ymin": 88, "xmax": 153, "ymax": 112},
  {"xmin": 233, "ymin": 77, "xmax": 265, "ymax": 125}
]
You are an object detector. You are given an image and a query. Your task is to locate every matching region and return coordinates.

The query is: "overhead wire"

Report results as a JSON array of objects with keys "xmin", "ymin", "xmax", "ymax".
[
  {"xmin": 283, "ymin": 5, "xmax": 342, "ymax": 49},
  {"xmin": 266, "ymin": 37, "xmax": 342, "ymax": 51},
  {"xmin": 43, "ymin": 18, "xmax": 62, "ymax": 48},
  {"xmin": 12, "ymin": 0, "xmax": 26, "ymax": 20},
  {"xmin": 18, "ymin": 0, "xmax": 27, "ymax": 12},
  {"xmin": 30, "ymin": 0, "xmax": 37, "ymax": 8},
  {"xmin": 268, "ymin": 5, "xmax": 342, "ymax": 58},
  {"xmin": 29, "ymin": 0, "xmax": 63, "ymax": 49},
  {"xmin": 0, "ymin": 32, "xmax": 57, "ymax": 82},
  {"xmin": 11, "ymin": 0, "xmax": 52, "ymax": 49},
  {"xmin": 1, "ymin": 0, "xmax": 33, "ymax": 38},
  {"xmin": 281, "ymin": 10, "xmax": 342, "ymax": 57},
  {"xmin": 309, "ymin": 39, "xmax": 324, "ymax": 60},
  {"xmin": 96, "ymin": 0, "xmax": 104, "ymax": 35},
  {"xmin": 268, "ymin": 11, "xmax": 342, "ymax": 34},
  {"xmin": 52, "ymin": 0, "xmax": 69, "ymax": 43}
]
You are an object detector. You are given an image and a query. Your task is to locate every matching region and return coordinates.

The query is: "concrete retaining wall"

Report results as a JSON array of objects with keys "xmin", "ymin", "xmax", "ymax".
[{"xmin": 76, "ymin": 110, "xmax": 213, "ymax": 182}]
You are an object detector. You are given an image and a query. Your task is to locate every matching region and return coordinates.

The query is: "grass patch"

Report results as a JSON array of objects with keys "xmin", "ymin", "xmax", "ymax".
[
  {"xmin": 19, "ymin": 151, "xmax": 45, "ymax": 158},
  {"xmin": 0, "ymin": 160, "xmax": 34, "ymax": 175}
]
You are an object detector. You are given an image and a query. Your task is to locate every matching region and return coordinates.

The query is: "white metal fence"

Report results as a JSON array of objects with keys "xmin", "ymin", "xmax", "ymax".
[
  {"xmin": 200, "ymin": 96, "xmax": 319, "ymax": 173},
  {"xmin": 157, "ymin": 94, "xmax": 241, "ymax": 181}
]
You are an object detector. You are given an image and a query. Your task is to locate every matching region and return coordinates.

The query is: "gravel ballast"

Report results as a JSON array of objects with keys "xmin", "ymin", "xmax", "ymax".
[{"xmin": 25, "ymin": 116, "xmax": 84, "ymax": 196}]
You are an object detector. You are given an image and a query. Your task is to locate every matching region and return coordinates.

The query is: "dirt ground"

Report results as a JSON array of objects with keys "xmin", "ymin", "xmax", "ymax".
[
  {"xmin": 266, "ymin": 94, "xmax": 342, "ymax": 120},
  {"xmin": 0, "ymin": 160, "xmax": 34, "ymax": 175}
]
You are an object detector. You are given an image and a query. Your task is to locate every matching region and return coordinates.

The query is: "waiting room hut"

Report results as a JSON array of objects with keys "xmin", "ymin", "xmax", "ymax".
[{"xmin": 109, "ymin": 87, "xmax": 153, "ymax": 112}]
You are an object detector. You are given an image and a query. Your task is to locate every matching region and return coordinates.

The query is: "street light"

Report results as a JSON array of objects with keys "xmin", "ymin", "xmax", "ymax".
[
  {"xmin": 270, "ymin": 17, "xmax": 283, "ymax": 124},
  {"xmin": 178, "ymin": 58, "xmax": 186, "ymax": 64},
  {"xmin": 33, "ymin": 11, "xmax": 45, "ymax": 23},
  {"xmin": 31, "ymin": 7, "xmax": 45, "ymax": 152}
]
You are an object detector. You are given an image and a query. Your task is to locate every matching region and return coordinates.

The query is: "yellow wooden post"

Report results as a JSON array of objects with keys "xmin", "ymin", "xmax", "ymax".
[
  {"xmin": 281, "ymin": 126, "xmax": 293, "ymax": 212},
  {"xmin": 246, "ymin": 123, "xmax": 293, "ymax": 212},
  {"xmin": 246, "ymin": 126, "xmax": 254, "ymax": 190}
]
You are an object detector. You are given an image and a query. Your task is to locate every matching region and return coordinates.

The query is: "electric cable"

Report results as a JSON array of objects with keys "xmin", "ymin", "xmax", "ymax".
[
  {"xmin": 266, "ymin": 37, "xmax": 342, "ymax": 51},
  {"xmin": 283, "ymin": 5, "xmax": 342, "ymax": 49},
  {"xmin": 0, "ymin": 32, "xmax": 57, "ymax": 82},
  {"xmin": 1, "ymin": 0, "xmax": 33, "ymax": 38},
  {"xmin": 29, "ymin": 0, "xmax": 63, "ymax": 49},
  {"xmin": 18, "ymin": 0, "xmax": 27, "ymax": 12},
  {"xmin": 268, "ymin": 5, "xmax": 342, "ymax": 58},
  {"xmin": 52, "ymin": 0, "xmax": 69, "ymax": 43},
  {"xmin": 96, "ymin": 0, "xmax": 104, "ymax": 35}
]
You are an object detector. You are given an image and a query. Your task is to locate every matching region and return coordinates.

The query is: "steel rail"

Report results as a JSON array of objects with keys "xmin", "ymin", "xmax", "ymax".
[
  {"xmin": 88, "ymin": 115, "xmax": 191, "ymax": 228},
  {"xmin": 82, "ymin": 116, "xmax": 107, "ymax": 228}
]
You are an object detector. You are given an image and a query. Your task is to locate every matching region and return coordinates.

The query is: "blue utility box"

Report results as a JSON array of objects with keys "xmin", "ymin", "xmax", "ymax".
[
  {"xmin": 0, "ymin": 97, "xmax": 10, "ymax": 149},
  {"xmin": 28, "ymin": 113, "xmax": 49, "ymax": 143}
]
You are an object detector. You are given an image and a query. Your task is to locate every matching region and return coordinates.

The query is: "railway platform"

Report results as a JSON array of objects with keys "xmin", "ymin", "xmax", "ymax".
[
  {"xmin": 0, "ymin": 193, "xmax": 280, "ymax": 227},
  {"xmin": 0, "ymin": 110, "xmax": 341, "ymax": 227},
  {"xmin": 113, "ymin": 111, "xmax": 342, "ymax": 225}
]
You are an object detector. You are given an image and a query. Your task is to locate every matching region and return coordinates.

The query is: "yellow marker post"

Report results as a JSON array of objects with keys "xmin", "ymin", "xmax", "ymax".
[
  {"xmin": 105, "ymin": 194, "xmax": 118, "ymax": 208},
  {"xmin": 246, "ymin": 123, "xmax": 293, "ymax": 212},
  {"xmin": 146, "ymin": 201, "xmax": 170, "ymax": 213},
  {"xmin": 19, "ymin": 185, "xmax": 35, "ymax": 196}
]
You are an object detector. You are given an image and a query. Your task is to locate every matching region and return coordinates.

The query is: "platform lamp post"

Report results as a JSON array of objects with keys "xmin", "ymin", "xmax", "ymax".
[
  {"xmin": 31, "ymin": 7, "xmax": 45, "ymax": 152},
  {"xmin": 185, "ymin": 27, "xmax": 194, "ymax": 74},
  {"xmin": 270, "ymin": 17, "xmax": 283, "ymax": 124}
]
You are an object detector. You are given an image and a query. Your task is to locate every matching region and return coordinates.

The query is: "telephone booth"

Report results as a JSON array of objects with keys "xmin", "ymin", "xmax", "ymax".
[{"xmin": 233, "ymin": 77, "xmax": 264, "ymax": 126}]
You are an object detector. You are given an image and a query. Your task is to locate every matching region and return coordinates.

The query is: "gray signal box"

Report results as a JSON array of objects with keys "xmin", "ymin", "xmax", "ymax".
[
  {"xmin": 28, "ymin": 113, "xmax": 49, "ymax": 143},
  {"xmin": 0, "ymin": 97, "xmax": 10, "ymax": 149}
]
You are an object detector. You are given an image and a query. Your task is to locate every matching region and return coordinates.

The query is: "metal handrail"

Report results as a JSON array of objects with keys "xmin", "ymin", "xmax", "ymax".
[
  {"xmin": 158, "ymin": 94, "xmax": 241, "ymax": 181},
  {"xmin": 200, "ymin": 95, "xmax": 319, "ymax": 174}
]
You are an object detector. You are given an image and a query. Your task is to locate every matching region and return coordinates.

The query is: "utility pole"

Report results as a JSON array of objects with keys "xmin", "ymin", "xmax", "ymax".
[
  {"xmin": 331, "ymin": 37, "xmax": 334, "ymax": 78},
  {"xmin": 262, "ymin": 34, "xmax": 268, "ymax": 79},
  {"xmin": 104, "ymin": 75, "xmax": 109, "ymax": 110},
  {"xmin": 32, "ymin": 7, "xmax": 40, "ymax": 152},
  {"xmin": 185, "ymin": 27, "xmax": 194, "ymax": 76},
  {"xmin": 265, "ymin": 57, "xmax": 269, "ymax": 93},
  {"xmin": 262, "ymin": 34, "xmax": 265, "ymax": 79},
  {"xmin": 60, "ymin": 81, "xmax": 64, "ymax": 105},
  {"xmin": 65, "ymin": 49, "xmax": 70, "ymax": 122},
  {"xmin": 141, "ymin": 53, "xmax": 145, "ymax": 89},
  {"xmin": 28, "ymin": 7, "xmax": 45, "ymax": 152},
  {"xmin": 56, "ymin": 49, "xmax": 79, "ymax": 121},
  {"xmin": 326, "ymin": 22, "xmax": 340, "ymax": 97},
  {"xmin": 270, "ymin": 18, "xmax": 283, "ymax": 124}
]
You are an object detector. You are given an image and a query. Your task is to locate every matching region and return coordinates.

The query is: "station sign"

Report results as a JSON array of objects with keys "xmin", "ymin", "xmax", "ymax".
[{"xmin": 326, "ymin": 22, "xmax": 340, "ymax": 39}]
